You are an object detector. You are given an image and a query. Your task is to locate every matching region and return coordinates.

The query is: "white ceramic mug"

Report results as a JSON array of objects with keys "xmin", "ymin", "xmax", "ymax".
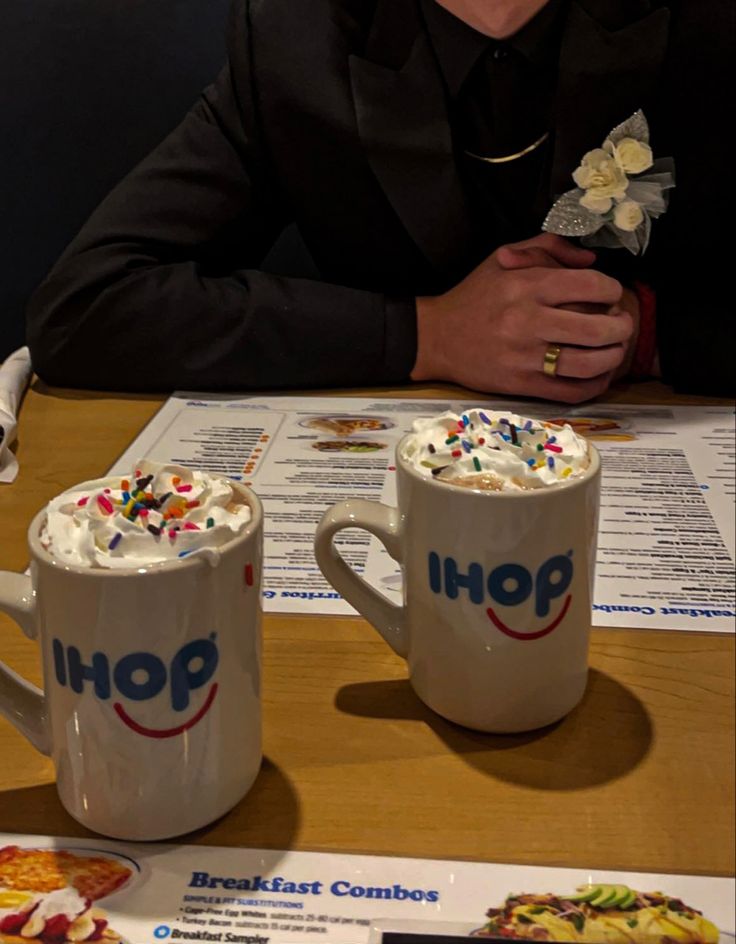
[
  {"xmin": 315, "ymin": 437, "xmax": 601, "ymax": 733},
  {"xmin": 0, "ymin": 480, "xmax": 263, "ymax": 840}
]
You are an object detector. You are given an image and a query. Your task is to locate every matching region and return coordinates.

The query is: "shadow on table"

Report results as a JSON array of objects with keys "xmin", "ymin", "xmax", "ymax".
[
  {"xmin": 30, "ymin": 379, "xmax": 164, "ymax": 402},
  {"xmin": 335, "ymin": 669, "xmax": 652, "ymax": 790},
  {"xmin": 0, "ymin": 757, "xmax": 301, "ymax": 869},
  {"xmin": 196, "ymin": 756, "xmax": 302, "ymax": 852}
]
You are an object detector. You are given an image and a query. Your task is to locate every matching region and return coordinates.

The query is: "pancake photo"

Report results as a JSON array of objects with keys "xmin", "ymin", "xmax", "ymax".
[
  {"xmin": 0, "ymin": 846, "xmax": 135, "ymax": 944},
  {"xmin": 300, "ymin": 415, "xmax": 394, "ymax": 436},
  {"xmin": 544, "ymin": 415, "xmax": 636, "ymax": 442}
]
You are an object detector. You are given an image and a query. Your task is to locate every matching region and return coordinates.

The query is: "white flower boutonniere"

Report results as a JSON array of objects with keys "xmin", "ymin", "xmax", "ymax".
[{"xmin": 543, "ymin": 110, "xmax": 675, "ymax": 254}]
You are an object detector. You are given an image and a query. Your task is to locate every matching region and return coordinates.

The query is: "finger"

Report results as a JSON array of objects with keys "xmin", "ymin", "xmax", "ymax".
[
  {"xmin": 507, "ymin": 233, "xmax": 596, "ymax": 268},
  {"xmin": 534, "ymin": 268, "xmax": 623, "ymax": 307},
  {"xmin": 496, "ymin": 246, "xmax": 562, "ymax": 270},
  {"xmin": 532, "ymin": 371, "xmax": 615, "ymax": 405},
  {"xmin": 564, "ymin": 301, "xmax": 611, "ymax": 315},
  {"xmin": 548, "ymin": 343, "xmax": 627, "ymax": 379},
  {"xmin": 535, "ymin": 307, "xmax": 634, "ymax": 347}
]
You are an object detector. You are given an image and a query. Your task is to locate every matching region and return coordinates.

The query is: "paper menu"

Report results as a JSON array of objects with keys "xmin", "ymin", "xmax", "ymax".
[
  {"xmin": 0, "ymin": 833, "xmax": 733, "ymax": 944},
  {"xmin": 110, "ymin": 395, "xmax": 736, "ymax": 633}
]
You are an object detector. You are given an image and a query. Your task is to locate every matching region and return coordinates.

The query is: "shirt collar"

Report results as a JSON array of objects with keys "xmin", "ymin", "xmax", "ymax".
[{"xmin": 421, "ymin": 0, "xmax": 566, "ymax": 98}]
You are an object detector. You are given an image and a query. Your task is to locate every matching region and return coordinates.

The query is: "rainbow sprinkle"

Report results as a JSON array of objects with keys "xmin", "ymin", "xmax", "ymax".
[
  {"xmin": 97, "ymin": 495, "xmax": 114, "ymax": 515},
  {"xmin": 89, "ymin": 472, "xmax": 218, "ymax": 553}
]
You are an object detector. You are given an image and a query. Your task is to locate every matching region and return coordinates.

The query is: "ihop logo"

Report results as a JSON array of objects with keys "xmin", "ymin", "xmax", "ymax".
[
  {"xmin": 52, "ymin": 635, "xmax": 219, "ymax": 738},
  {"xmin": 428, "ymin": 551, "xmax": 574, "ymax": 640}
]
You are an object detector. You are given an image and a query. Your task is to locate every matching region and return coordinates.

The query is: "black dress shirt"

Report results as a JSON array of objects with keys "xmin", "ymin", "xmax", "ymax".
[{"xmin": 421, "ymin": 0, "xmax": 567, "ymax": 253}]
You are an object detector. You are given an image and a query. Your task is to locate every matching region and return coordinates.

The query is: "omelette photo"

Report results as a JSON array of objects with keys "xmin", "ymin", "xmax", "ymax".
[{"xmin": 472, "ymin": 883, "xmax": 720, "ymax": 943}]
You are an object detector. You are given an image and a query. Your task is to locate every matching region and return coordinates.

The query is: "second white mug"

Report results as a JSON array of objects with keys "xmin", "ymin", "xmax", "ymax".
[{"xmin": 315, "ymin": 433, "xmax": 601, "ymax": 733}]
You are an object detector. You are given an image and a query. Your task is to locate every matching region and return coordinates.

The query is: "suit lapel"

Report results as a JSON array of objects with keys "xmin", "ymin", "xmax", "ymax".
[
  {"xmin": 550, "ymin": 0, "xmax": 670, "ymax": 195},
  {"xmin": 348, "ymin": 0, "xmax": 671, "ymax": 264},
  {"xmin": 349, "ymin": 3, "xmax": 473, "ymax": 272}
]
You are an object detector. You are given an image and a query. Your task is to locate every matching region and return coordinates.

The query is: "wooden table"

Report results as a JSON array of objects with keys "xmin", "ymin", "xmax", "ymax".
[{"xmin": 1, "ymin": 380, "xmax": 733, "ymax": 878}]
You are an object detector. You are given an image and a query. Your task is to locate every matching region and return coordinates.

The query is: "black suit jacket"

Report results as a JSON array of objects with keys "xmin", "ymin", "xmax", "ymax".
[{"xmin": 27, "ymin": 0, "xmax": 734, "ymax": 395}]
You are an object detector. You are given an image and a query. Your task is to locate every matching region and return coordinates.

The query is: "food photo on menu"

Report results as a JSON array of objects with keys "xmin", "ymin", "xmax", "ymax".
[
  {"xmin": 0, "ymin": 845, "xmax": 132, "ymax": 944},
  {"xmin": 311, "ymin": 441, "xmax": 388, "ymax": 454},
  {"xmin": 300, "ymin": 416, "xmax": 395, "ymax": 437},
  {"xmin": 300, "ymin": 414, "xmax": 394, "ymax": 454},
  {"xmin": 471, "ymin": 884, "xmax": 721, "ymax": 941}
]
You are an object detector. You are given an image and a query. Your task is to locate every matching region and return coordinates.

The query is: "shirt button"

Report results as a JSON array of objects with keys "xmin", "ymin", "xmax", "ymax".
[{"xmin": 492, "ymin": 44, "xmax": 509, "ymax": 60}]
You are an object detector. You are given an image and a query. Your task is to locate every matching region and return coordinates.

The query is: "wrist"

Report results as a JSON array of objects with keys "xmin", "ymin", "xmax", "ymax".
[{"xmin": 629, "ymin": 282, "xmax": 658, "ymax": 379}]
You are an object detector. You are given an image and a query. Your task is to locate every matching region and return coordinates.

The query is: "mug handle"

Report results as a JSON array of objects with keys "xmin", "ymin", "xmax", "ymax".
[
  {"xmin": 314, "ymin": 499, "xmax": 408, "ymax": 658},
  {"xmin": 0, "ymin": 571, "xmax": 51, "ymax": 754}
]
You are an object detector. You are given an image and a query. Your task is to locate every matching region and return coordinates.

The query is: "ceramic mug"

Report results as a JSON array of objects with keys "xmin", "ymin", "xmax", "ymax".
[
  {"xmin": 0, "ymin": 479, "xmax": 263, "ymax": 840},
  {"xmin": 315, "ymin": 436, "xmax": 601, "ymax": 733}
]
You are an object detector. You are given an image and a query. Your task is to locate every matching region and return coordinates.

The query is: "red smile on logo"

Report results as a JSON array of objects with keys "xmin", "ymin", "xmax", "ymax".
[
  {"xmin": 487, "ymin": 594, "xmax": 572, "ymax": 641},
  {"xmin": 113, "ymin": 683, "xmax": 219, "ymax": 739}
]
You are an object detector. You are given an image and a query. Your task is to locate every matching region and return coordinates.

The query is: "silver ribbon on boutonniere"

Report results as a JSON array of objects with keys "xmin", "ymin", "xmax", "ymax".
[{"xmin": 542, "ymin": 110, "xmax": 675, "ymax": 254}]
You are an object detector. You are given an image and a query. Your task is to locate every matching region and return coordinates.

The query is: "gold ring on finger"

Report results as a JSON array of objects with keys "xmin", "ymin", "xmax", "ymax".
[{"xmin": 542, "ymin": 343, "xmax": 563, "ymax": 377}]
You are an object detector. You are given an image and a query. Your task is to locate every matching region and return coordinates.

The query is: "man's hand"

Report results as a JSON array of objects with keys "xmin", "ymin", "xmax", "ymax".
[{"xmin": 411, "ymin": 233, "xmax": 635, "ymax": 403}]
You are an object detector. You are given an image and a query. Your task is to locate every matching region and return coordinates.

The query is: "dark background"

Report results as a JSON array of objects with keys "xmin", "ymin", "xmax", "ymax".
[{"xmin": 1, "ymin": 0, "xmax": 232, "ymax": 360}]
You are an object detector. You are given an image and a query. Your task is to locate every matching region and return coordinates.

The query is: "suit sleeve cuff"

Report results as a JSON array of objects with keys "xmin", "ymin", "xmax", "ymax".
[{"xmin": 382, "ymin": 295, "xmax": 418, "ymax": 383}]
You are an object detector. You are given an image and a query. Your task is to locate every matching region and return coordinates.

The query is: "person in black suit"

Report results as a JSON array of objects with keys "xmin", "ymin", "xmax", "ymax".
[{"xmin": 26, "ymin": 0, "xmax": 732, "ymax": 400}]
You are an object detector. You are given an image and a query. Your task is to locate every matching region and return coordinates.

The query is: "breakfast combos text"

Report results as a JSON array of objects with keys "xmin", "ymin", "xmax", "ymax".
[{"xmin": 188, "ymin": 873, "xmax": 439, "ymax": 902}]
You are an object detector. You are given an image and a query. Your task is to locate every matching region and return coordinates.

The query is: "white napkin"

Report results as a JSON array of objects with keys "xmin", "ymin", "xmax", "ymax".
[{"xmin": 0, "ymin": 346, "xmax": 32, "ymax": 483}]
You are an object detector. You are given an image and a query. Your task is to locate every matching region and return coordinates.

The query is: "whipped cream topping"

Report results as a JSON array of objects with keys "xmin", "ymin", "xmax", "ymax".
[
  {"xmin": 31, "ymin": 887, "xmax": 87, "ymax": 922},
  {"xmin": 41, "ymin": 460, "xmax": 251, "ymax": 568},
  {"xmin": 403, "ymin": 410, "xmax": 590, "ymax": 490}
]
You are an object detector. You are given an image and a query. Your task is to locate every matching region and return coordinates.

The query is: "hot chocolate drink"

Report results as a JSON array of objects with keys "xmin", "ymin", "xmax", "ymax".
[
  {"xmin": 40, "ymin": 460, "xmax": 251, "ymax": 568},
  {"xmin": 402, "ymin": 410, "xmax": 591, "ymax": 491}
]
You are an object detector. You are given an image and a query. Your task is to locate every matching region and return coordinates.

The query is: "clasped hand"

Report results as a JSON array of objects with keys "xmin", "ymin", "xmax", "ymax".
[{"xmin": 411, "ymin": 234, "xmax": 636, "ymax": 403}]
